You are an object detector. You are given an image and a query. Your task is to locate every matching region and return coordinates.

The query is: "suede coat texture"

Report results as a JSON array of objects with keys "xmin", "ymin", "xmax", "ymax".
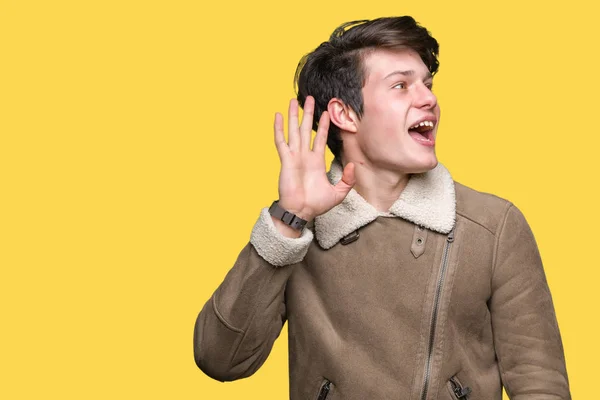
[{"xmin": 194, "ymin": 160, "xmax": 571, "ymax": 400}]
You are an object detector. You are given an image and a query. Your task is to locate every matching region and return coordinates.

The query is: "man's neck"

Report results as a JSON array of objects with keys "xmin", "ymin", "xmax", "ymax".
[{"xmin": 342, "ymin": 158, "xmax": 411, "ymax": 213}]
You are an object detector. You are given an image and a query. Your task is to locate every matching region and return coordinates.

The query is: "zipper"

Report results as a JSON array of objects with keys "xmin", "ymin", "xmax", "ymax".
[
  {"xmin": 317, "ymin": 379, "xmax": 332, "ymax": 400},
  {"xmin": 449, "ymin": 376, "xmax": 472, "ymax": 399},
  {"xmin": 419, "ymin": 227, "xmax": 455, "ymax": 400}
]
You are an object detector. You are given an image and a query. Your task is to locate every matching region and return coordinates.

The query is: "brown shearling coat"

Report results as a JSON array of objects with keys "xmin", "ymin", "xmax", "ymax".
[{"xmin": 194, "ymin": 160, "xmax": 570, "ymax": 399}]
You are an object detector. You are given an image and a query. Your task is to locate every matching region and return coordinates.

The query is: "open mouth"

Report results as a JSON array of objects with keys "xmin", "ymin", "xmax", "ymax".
[{"xmin": 408, "ymin": 120, "xmax": 435, "ymax": 145}]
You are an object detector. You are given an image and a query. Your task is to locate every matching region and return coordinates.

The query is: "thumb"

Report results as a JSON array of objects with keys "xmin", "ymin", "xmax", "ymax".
[{"xmin": 333, "ymin": 162, "xmax": 356, "ymax": 199}]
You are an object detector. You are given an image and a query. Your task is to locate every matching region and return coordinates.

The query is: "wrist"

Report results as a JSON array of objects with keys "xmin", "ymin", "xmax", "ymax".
[{"xmin": 271, "ymin": 216, "xmax": 303, "ymax": 238}]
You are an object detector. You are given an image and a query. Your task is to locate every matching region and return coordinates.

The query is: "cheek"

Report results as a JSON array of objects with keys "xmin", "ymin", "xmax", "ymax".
[
  {"xmin": 378, "ymin": 105, "xmax": 410, "ymax": 136},
  {"xmin": 360, "ymin": 93, "xmax": 410, "ymax": 138},
  {"xmin": 363, "ymin": 99, "xmax": 408, "ymax": 126}
]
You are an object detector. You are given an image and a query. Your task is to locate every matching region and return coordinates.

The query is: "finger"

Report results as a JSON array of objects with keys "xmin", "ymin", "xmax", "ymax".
[
  {"xmin": 312, "ymin": 110, "xmax": 330, "ymax": 153},
  {"xmin": 274, "ymin": 112, "xmax": 288, "ymax": 161},
  {"xmin": 287, "ymin": 98, "xmax": 300, "ymax": 152},
  {"xmin": 299, "ymin": 95, "xmax": 314, "ymax": 150},
  {"xmin": 333, "ymin": 162, "xmax": 356, "ymax": 202}
]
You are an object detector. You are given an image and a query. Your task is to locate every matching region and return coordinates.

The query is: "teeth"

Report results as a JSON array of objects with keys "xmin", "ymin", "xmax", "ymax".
[{"xmin": 409, "ymin": 120, "xmax": 434, "ymax": 130}]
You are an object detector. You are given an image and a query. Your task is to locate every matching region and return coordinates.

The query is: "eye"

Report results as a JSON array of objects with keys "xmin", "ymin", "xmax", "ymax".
[
  {"xmin": 425, "ymin": 82, "xmax": 434, "ymax": 91},
  {"xmin": 392, "ymin": 82, "xmax": 406, "ymax": 89}
]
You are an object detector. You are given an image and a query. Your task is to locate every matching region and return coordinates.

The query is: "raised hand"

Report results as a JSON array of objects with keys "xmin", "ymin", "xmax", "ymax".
[{"xmin": 274, "ymin": 96, "xmax": 356, "ymax": 225}]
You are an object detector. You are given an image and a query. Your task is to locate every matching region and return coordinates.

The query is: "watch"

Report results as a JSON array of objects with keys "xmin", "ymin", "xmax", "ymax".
[{"xmin": 268, "ymin": 200, "xmax": 308, "ymax": 231}]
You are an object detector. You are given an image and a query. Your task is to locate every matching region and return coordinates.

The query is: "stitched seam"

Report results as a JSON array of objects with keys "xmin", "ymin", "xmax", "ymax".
[
  {"xmin": 456, "ymin": 211, "xmax": 495, "ymax": 235},
  {"xmin": 491, "ymin": 202, "xmax": 513, "ymax": 276},
  {"xmin": 211, "ymin": 296, "xmax": 245, "ymax": 334},
  {"xmin": 229, "ymin": 259, "xmax": 279, "ymax": 373},
  {"xmin": 490, "ymin": 201, "xmax": 514, "ymax": 398}
]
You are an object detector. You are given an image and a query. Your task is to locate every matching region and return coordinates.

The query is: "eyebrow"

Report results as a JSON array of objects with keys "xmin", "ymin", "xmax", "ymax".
[{"xmin": 383, "ymin": 70, "xmax": 433, "ymax": 81}]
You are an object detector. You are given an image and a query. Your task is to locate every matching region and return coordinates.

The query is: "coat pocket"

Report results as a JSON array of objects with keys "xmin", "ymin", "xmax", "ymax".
[
  {"xmin": 447, "ymin": 374, "xmax": 472, "ymax": 399},
  {"xmin": 315, "ymin": 377, "xmax": 335, "ymax": 400}
]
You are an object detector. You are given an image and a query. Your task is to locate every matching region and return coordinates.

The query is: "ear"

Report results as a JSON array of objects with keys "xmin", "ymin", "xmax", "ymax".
[{"xmin": 327, "ymin": 98, "xmax": 358, "ymax": 133}]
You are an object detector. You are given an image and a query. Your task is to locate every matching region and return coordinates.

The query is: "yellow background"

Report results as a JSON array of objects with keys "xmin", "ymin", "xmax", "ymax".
[{"xmin": 1, "ymin": 0, "xmax": 597, "ymax": 398}]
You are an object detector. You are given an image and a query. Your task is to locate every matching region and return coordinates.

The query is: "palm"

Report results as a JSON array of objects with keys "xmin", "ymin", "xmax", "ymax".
[{"xmin": 274, "ymin": 96, "xmax": 355, "ymax": 220}]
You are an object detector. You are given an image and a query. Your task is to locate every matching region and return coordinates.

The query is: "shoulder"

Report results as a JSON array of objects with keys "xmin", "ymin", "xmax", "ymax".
[{"xmin": 453, "ymin": 180, "xmax": 514, "ymax": 235}]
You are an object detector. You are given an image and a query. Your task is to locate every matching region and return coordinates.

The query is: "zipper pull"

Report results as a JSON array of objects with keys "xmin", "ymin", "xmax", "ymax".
[
  {"xmin": 447, "ymin": 227, "xmax": 455, "ymax": 243},
  {"xmin": 317, "ymin": 380, "xmax": 331, "ymax": 400},
  {"xmin": 453, "ymin": 385, "xmax": 472, "ymax": 399},
  {"xmin": 449, "ymin": 377, "xmax": 471, "ymax": 399}
]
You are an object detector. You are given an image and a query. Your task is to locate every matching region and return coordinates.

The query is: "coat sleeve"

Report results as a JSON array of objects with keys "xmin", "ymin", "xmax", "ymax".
[
  {"xmin": 193, "ymin": 208, "xmax": 313, "ymax": 382},
  {"xmin": 489, "ymin": 203, "xmax": 571, "ymax": 399}
]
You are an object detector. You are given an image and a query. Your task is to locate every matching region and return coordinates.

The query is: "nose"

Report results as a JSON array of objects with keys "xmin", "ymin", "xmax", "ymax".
[{"xmin": 412, "ymin": 82, "xmax": 437, "ymax": 110}]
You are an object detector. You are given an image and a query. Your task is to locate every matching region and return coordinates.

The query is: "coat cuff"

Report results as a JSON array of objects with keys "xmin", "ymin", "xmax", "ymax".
[{"xmin": 250, "ymin": 208, "xmax": 313, "ymax": 267}]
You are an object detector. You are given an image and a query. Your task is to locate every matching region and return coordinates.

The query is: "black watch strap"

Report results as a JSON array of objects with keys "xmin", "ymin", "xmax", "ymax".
[{"xmin": 268, "ymin": 200, "xmax": 308, "ymax": 231}]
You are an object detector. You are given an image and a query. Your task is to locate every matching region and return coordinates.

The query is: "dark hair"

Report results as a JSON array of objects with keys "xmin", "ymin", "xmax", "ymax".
[{"xmin": 294, "ymin": 16, "xmax": 439, "ymax": 161}]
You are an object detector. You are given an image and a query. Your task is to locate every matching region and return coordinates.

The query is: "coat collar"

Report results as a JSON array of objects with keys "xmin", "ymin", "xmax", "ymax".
[{"xmin": 314, "ymin": 159, "xmax": 456, "ymax": 249}]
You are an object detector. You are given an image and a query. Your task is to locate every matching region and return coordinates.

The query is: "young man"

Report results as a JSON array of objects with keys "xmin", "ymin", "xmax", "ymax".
[{"xmin": 194, "ymin": 17, "xmax": 571, "ymax": 399}]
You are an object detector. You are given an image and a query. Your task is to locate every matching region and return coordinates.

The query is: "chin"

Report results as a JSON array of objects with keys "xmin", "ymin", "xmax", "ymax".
[{"xmin": 409, "ymin": 157, "xmax": 438, "ymax": 174}]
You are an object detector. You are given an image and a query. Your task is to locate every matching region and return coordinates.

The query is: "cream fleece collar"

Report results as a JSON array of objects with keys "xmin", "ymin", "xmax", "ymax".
[{"xmin": 314, "ymin": 159, "xmax": 456, "ymax": 249}]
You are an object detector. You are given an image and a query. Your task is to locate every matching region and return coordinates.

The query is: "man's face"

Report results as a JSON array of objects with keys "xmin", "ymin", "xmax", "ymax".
[{"xmin": 350, "ymin": 48, "xmax": 440, "ymax": 173}]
